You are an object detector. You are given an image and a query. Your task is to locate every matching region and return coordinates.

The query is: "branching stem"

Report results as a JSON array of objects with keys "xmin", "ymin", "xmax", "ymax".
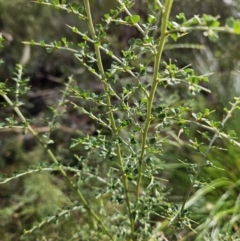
[
  {"xmin": 83, "ymin": 0, "xmax": 134, "ymax": 239},
  {"xmin": 135, "ymin": 0, "xmax": 174, "ymax": 205},
  {"xmin": 174, "ymin": 98, "xmax": 240, "ymax": 224},
  {"xmin": 1, "ymin": 93, "xmax": 113, "ymax": 240}
]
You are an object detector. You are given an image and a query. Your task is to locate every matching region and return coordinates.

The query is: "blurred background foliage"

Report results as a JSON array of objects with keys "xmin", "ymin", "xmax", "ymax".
[{"xmin": 0, "ymin": 0, "xmax": 240, "ymax": 240}]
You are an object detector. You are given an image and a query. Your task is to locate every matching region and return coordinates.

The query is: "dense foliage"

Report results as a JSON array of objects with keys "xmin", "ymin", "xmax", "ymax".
[{"xmin": 0, "ymin": 0, "xmax": 240, "ymax": 240}]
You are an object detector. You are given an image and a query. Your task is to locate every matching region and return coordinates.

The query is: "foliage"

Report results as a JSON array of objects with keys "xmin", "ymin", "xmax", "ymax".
[{"xmin": 0, "ymin": 1, "xmax": 240, "ymax": 240}]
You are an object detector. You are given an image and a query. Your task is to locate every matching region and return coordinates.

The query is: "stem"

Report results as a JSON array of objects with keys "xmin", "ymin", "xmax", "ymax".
[
  {"xmin": 116, "ymin": 0, "xmax": 145, "ymax": 35},
  {"xmin": 169, "ymin": 26, "xmax": 237, "ymax": 34},
  {"xmin": 32, "ymin": 1, "xmax": 87, "ymax": 20},
  {"xmin": 1, "ymin": 93, "xmax": 113, "ymax": 240},
  {"xmin": 83, "ymin": 0, "xmax": 134, "ymax": 239},
  {"xmin": 185, "ymin": 121, "xmax": 240, "ymax": 147},
  {"xmin": 176, "ymin": 99, "xmax": 240, "ymax": 223},
  {"xmin": 116, "ymin": 0, "xmax": 157, "ymax": 54},
  {"xmin": 135, "ymin": 0, "xmax": 174, "ymax": 204}
]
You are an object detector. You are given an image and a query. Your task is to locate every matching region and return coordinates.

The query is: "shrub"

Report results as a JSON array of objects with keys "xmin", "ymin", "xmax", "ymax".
[{"xmin": 0, "ymin": 1, "xmax": 240, "ymax": 240}]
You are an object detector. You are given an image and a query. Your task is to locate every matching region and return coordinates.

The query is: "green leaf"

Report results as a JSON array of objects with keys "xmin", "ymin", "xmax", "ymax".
[
  {"xmin": 130, "ymin": 137, "xmax": 137, "ymax": 144},
  {"xmin": 149, "ymin": 138, "xmax": 156, "ymax": 145},
  {"xmin": 210, "ymin": 121, "xmax": 223, "ymax": 129},
  {"xmin": 170, "ymin": 33, "xmax": 178, "ymax": 42},
  {"xmin": 125, "ymin": 15, "xmax": 140, "ymax": 24},
  {"xmin": 158, "ymin": 113, "xmax": 166, "ymax": 119},
  {"xmin": 133, "ymin": 125, "xmax": 141, "ymax": 132},
  {"xmin": 46, "ymin": 48, "xmax": 53, "ymax": 54},
  {"xmin": 233, "ymin": 20, "xmax": 240, "ymax": 34},
  {"xmin": 0, "ymin": 34, "xmax": 4, "ymax": 49},
  {"xmin": 208, "ymin": 30, "xmax": 219, "ymax": 42},
  {"xmin": 148, "ymin": 14, "xmax": 156, "ymax": 24},
  {"xmin": 204, "ymin": 108, "xmax": 210, "ymax": 116},
  {"xmin": 202, "ymin": 14, "xmax": 220, "ymax": 27},
  {"xmin": 226, "ymin": 17, "xmax": 234, "ymax": 28},
  {"xmin": 226, "ymin": 18, "xmax": 240, "ymax": 34},
  {"xmin": 40, "ymin": 40, "xmax": 45, "ymax": 46},
  {"xmin": 176, "ymin": 12, "xmax": 186, "ymax": 24},
  {"xmin": 143, "ymin": 37, "xmax": 153, "ymax": 44},
  {"xmin": 107, "ymin": 51, "xmax": 113, "ymax": 57},
  {"xmin": 130, "ymin": 15, "xmax": 140, "ymax": 24},
  {"xmin": 52, "ymin": 0, "xmax": 60, "ymax": 5},
  {"xmin": 228, "ymin": 130, "xmax": 236, "ymax": 137}
]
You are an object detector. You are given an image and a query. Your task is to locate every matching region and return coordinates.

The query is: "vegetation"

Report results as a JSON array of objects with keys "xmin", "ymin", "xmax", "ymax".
[{"xmin": 0, "ymin": 0, "xmax": 240, "ymax": 240}]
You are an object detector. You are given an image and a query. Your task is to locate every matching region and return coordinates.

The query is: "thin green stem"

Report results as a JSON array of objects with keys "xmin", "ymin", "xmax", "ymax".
[
  {"xmin": 0, "ymin": 166, "xmax": 108, "ymax": 185},
  {"xmin": 174, "ymin": 98, "xmax": 240, "ymax": 224},
  {"xmin": 23, "ymin": 205, "xmax": 84, "ymax": 236},
  {"xmin": 32, "ymin": 1, "xmax": 87, "ymax": 20},
  {"xmin": 46, "ymin": 76, "xmax": 73, "ymax": 139},
  {"xmin": 1, "ymin": 93, "xmax": 113, "ymax": 241},
  {"xmin": 135, "ymin": 0, "xmax": 174, "ymax": 205},
  {"xmin": 65, "ymin": 25, "xmax": 138, "ymax": 78},
  {"xmin": 168, "ymin": 25, "xmax": 238, "ymax": 34},
  {"xmin": 22, "ymin": 41, "xmax": 79, "ymax": 53},
  {"xmin": 116, "ymin": 0, "xmax": 157, "ymax": 55},
  {"xmin": 116, "ymin": 0, "xmax": 145, "ymax": 35},
  {"xmin": 185, "ymin": 120, "xmax": 240, "ymax": 147},
  {"xmin": 83, "ymin": 0, "xmax": 134, "ymax": 239}
]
